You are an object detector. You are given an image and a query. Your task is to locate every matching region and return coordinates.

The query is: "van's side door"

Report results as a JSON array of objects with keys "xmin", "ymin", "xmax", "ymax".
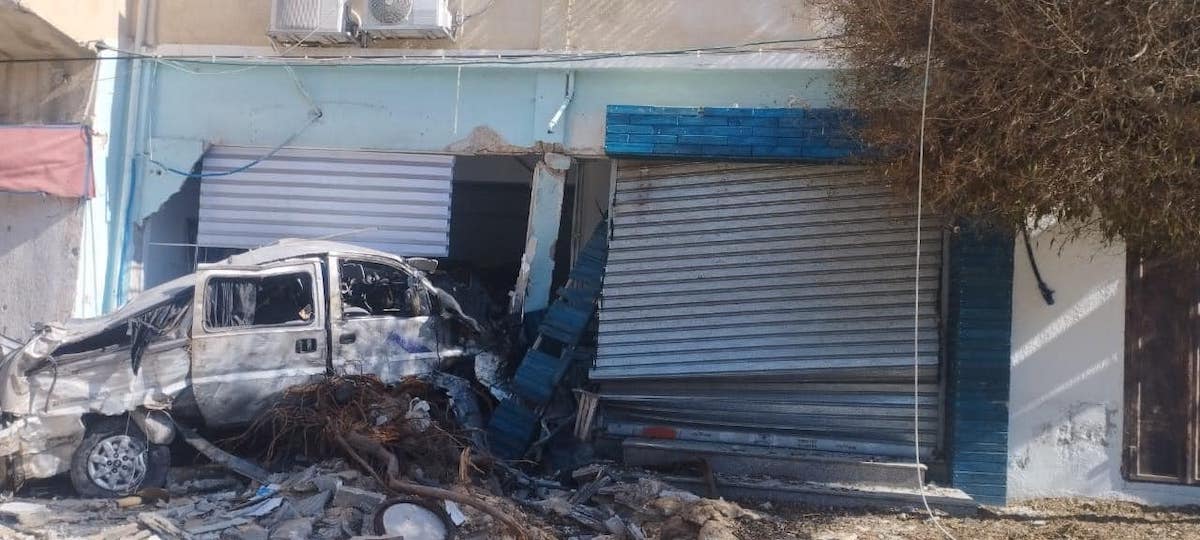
[
  {"xmin": 330, "ymin": 256, "xmax": 441, "ymax": 382},
  {"xmin": 190, "ymin": 260, "xmax": 327, "ymax": 427}
]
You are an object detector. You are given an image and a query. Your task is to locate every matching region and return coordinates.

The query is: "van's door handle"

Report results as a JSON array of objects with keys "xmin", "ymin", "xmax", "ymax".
[
  {"xmin": 339, "ymin": 333, "xmax": 357, "ymax": 344},
  {"xmin": 295, "ymin": 338, "xmax": 317, "ymax": 353}
]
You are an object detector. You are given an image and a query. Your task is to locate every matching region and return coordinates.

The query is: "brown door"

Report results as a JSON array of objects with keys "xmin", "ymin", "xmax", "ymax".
[{"xmin": 1124, "ymin": 251, "xmax": 1200, "ymax": 484}]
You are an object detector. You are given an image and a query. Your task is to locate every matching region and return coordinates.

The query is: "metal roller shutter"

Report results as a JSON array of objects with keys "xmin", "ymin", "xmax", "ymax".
[
  {"xmin": 594, "ymin": 161, "xmax": 943, "ymax": 459},
  {"xmin": 199, "ymin": 147, "xmax": 454, "ymax": 257}
]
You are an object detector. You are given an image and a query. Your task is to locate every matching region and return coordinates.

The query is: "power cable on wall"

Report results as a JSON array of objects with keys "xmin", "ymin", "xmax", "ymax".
[
  {"xmin": 912, "ymin": 0, "xmax": 958, "ymax": 539},
  {"xmin": 1020, "ymin": 228, "xmax": 1056, "ymax": 305},
  {"xmin": 146, "ymin": 39, "xmax": 326, "ymax": 178},
  {"xmin": 145, "ymin": 110, "xmax": 320, "ymax": 178}
]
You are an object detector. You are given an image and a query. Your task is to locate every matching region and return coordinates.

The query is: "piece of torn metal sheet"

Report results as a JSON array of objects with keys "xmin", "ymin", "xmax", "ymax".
[{"xmin": 593, "ymin": 161, "xmax": 945, "ymax": 460}]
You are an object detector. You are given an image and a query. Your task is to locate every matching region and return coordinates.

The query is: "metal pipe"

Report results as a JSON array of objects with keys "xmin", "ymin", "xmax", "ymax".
[
  {"xmin": 106, "ymin": 0, "xmax": 152, "ymax": 311},
  {"xmin": 546, "ymin": 71, "xmax": 576, "ymax": 134}
]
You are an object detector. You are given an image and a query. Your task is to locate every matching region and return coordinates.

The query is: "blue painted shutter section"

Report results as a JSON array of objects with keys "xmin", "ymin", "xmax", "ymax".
[{"xmin": 947, "ymin": 226, "xmax": 1013, "ymax": 505}]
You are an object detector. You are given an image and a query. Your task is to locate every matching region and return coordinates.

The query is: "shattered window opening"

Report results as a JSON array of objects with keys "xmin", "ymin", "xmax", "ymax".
[
  {"xmin": 339, "ymin": 260, "xmax": 426, "ymax": 319},
  {"xmin": 205, "ymin": 272, "xmax": 315, "ymax": 330},
  {"xmin": 48, "ymin": 292, "xmax": 192, "ymax": 370},
  {"xmin": 129, "ymin": 294, "xmax": 192, "ymax": 373}
]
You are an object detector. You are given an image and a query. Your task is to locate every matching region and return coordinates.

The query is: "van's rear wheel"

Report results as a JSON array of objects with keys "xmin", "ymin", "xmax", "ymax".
[{"xmin": 69, "ymin": 419, "xmax": 169, "ymax": 498}]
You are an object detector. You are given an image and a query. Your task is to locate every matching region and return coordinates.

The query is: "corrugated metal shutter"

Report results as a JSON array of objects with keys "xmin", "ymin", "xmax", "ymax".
[
  {"xmin": 198, "ymin": 147, "xmax": 454, "ymax": 257},
  {"xmin": 594, "ymin": 161, "xmax": 943, "ymax": 459}
]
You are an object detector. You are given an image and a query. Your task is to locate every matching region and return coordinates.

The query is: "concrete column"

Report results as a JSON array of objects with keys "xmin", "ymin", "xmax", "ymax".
[{"xmin": 518, "ymin": 152, "xmax": 572, "ymax": 314}]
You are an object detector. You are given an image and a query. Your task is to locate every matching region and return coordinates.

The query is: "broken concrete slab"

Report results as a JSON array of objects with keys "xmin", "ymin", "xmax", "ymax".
[
  {"xmin": 220, "ymin": 523, "xmax": 269, "ymax": 540},
  {"xmin": 90, "ymin": 522, "xmax": 142, "ymax": 540},
  {"xmin": 0, "ymin": 501, "xmax": 50, "ymax": 527},
  {"xmin": 186, "ymin": 517, "xmax": 250, "ymax": 535},
  {"xmin": 332, "ymin": 485, "xmax": 387, "ymax": 512},
  {"xmin": 293, "ymin": 490, "xmax": 333, "ymax": 518},
  {"xmin": 268, "ymin": 517, "xmax": 314, "ymax": 540},
  {"xmin": 311, "ymin": 474, "xmax": 344, "ymax": 494},
  {"xmin": 137, "ymin": 512, "xmax": 190, "ymax": 539}
]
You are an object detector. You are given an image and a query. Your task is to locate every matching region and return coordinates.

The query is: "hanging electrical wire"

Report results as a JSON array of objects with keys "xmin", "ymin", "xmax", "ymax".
[
  {"xmin": 912, "ymin": 1, "xmax": 958, "ymax": 539},
  {"xmin": 145, "ymin": 112, "xmax": 320, "ymax": 178}
]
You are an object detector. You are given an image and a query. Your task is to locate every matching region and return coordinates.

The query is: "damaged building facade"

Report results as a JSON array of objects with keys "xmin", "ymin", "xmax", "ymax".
[{"xmin": 3, "ymin": 0, "xmax": 1198, "ymax": 510}]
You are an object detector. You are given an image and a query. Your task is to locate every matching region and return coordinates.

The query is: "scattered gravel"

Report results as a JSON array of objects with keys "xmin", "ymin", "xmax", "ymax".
[{"xmin": 740, "ymin": 498, "xmax": 1200, "ymax": 540}]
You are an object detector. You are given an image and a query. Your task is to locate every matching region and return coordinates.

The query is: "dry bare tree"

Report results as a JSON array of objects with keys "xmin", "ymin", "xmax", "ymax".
[{"xmin": 817, "ymin": 0, "xmax": 1200, "ymax": 253}]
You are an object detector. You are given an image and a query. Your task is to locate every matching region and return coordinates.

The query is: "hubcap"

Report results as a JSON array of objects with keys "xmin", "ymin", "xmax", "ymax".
[{"xmin": 86, "ymin": 435, "xmax": 148, "ymax": 493}]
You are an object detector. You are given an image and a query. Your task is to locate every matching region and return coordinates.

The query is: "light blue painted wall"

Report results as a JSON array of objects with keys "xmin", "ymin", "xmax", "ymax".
[
  {"xmin": 148, "ymin": 64, "xmax": 836, "ymax": 159},
  {"xmin": 151, "ymin": 65, "xmax": 541, "ymax": 155},
  {"xmin": 76, "ymin": 49, "xmax": 132, "ymax": 317},
  {"xmin": 107, "ymin": 63, "xmax": 836, "ymax": 307}
]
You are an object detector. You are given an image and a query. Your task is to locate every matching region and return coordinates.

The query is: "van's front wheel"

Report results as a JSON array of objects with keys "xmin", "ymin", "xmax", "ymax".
[{"xmin": 69, "ymin": 419, "xmax": 169, "ymax": 498}]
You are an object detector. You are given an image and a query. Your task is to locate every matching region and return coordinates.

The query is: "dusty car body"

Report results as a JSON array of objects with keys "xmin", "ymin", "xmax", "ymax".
[{"xmin": 0, "ymin": 240, "xmax": 485, "ymax": 496}]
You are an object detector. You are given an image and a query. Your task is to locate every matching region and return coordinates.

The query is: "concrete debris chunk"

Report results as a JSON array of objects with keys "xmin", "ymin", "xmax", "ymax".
[
  {"xmin": 0, "ymin": 523, "xmax": 36, "ymax": 540},
  {"xmin": 403, "ymin": 397, "xmax": 433, "ymax": 431},
  {"xmin": 604, "ymin": 515, "xmax": 628, "ymax": 536},
  {"xmin": 219, "ymin": 523, "xmax": 269, "ymax": 540},
  {"xmin": 311, "ymin": 474, "xmax": 344, "ymax": 494},
  {"xmin": 332, "ymin": 485, "xmax": 388, "ymax": 512},
  {"xmin": 127, "ymin": 530, "xmax": 161, "ymax": 540},
  {"xmin": 0, "ymin": 501, "xmax": 51, "ymax": 527},
  {"xmin": 258, "ymin": 499, "xmax": 302, "ymax": 529},
  {"xmin": 90, "ymin": 522, "xmax": 142, "ymax": 540},
  {"xmin": 293, "ymin": 490, "xmax": 333, "ymax": 518},
  {"xmin": 138, "ymin": 511, "xmax": 192, "ymax": 539},
  {"xmin": 269, "ymin": 517, "xmax": 315, "ymax": 540},
  {"xmin": 186, "ymin": 517, "xmax": 250, "ymax": 535},
  {"xmin": 443, "ymin": 500, "xmax": 467, "ymax": 526}
]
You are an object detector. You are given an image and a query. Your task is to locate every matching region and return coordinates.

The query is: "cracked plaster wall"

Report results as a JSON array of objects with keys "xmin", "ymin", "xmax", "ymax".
[
  {"xmin": 0, "ymin": 193, "xmax": 83, "ymax": 341},
  {"xmin": 1008, "ymin": 224, "xmax": 1200, "ymax": 505}
]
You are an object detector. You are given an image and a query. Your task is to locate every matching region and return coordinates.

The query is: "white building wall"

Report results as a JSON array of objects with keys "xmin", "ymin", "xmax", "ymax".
[{"xmin": 1007, "ymin": 225, "xmax": 1199, "ymax": 504}]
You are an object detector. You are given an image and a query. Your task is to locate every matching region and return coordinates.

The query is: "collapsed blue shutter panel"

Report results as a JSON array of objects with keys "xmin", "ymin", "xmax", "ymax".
[{"xmin": 947, "ymin": 226, "xmax": 1014, "ymax": 505}]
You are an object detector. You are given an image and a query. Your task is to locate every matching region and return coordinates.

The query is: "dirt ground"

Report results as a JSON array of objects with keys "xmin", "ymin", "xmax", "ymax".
[{"xmin": 741, "ymin": 499, "xmax": 1200, "ymax": 540}]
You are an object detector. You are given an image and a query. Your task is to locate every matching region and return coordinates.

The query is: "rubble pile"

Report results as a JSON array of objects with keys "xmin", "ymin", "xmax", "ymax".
[
  {"xmin": 0, "ymin": 459, "xmax": 766, "ymax": 539},
  {"xmin": 0, "ymin": 371, "xmax": 768, "ymax": 539}
]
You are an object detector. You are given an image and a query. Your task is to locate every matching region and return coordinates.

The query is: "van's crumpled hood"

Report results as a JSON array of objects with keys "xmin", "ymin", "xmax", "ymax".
[{"xmin": 0, "ymin": 239, "xmax": 483, "ymax": 416}]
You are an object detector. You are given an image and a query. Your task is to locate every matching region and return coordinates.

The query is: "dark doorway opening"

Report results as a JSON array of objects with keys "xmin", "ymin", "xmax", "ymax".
[{"xmin": 1124, "ymin": 251, "xmax": 1200, "ymax": 485}]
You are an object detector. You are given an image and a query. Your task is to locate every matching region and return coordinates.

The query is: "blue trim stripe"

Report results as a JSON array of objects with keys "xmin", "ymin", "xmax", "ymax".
[{"xmin": 604, "ymin": 105, "xmax": 861, "ymax": 161}]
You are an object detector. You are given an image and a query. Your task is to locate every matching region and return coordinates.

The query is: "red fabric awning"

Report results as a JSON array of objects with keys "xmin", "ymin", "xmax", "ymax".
[{"xmin": 0, "ymin": 125, "xmax": 94, "ymax": 198}]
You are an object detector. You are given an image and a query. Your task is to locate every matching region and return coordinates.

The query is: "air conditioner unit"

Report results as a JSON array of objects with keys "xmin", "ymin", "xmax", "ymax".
[
  {"xmin": 361, "ymin": 0, "xmax": 453, "ymax": 40},
  {"xmin": 269, "ymin": 0, "xmax": 354, "ymax": 44}
]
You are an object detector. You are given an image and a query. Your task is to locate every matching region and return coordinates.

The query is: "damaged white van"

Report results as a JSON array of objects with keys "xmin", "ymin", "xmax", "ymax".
[{"xmin": 0, "ymin": 240, "xmax": 486, "ymax": 497}]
